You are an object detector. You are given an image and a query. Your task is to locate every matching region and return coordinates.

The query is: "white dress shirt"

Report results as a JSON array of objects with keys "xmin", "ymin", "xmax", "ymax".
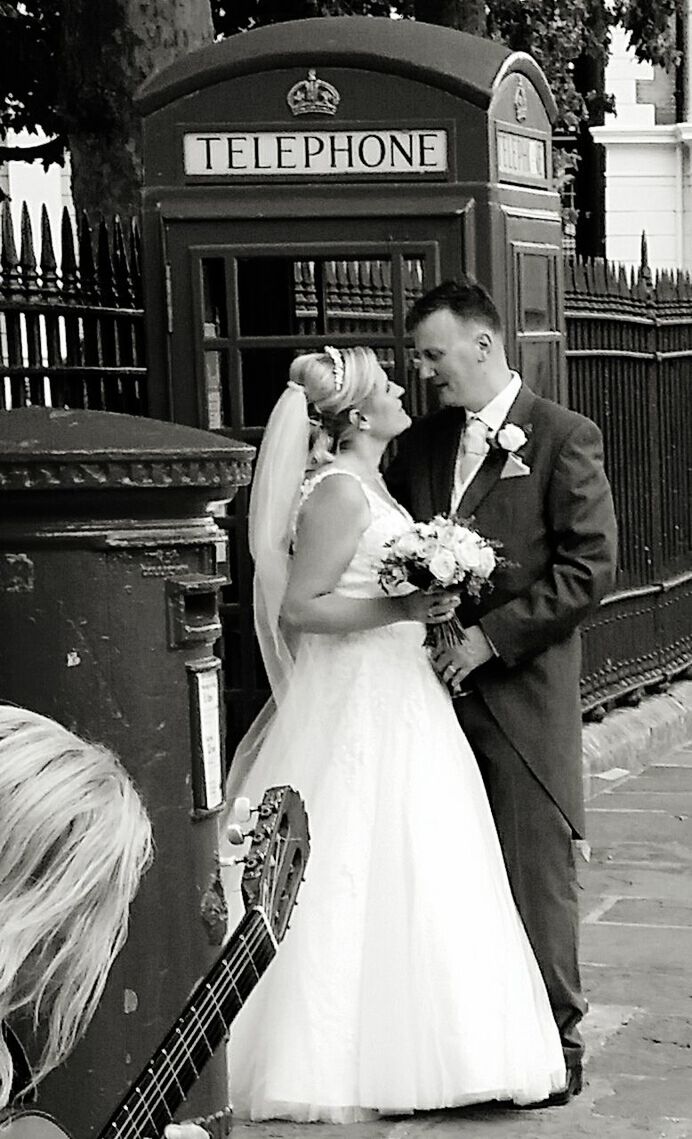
[{"xmin": 451, "ymin": 371, "xmax": 522, "ymax": 513}]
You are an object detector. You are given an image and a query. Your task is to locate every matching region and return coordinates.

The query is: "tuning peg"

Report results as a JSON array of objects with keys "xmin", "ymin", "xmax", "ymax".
[
  {"xmin": 218, "ymin": 853, "xmax": 247, "ymax": 868},
  {"xmin": 230, "ymin": 796, "xmax": 253, "ymax": 823},
  {"xmin": 226, "ymin": 824, "xmax": 246, "ymax": 846}
]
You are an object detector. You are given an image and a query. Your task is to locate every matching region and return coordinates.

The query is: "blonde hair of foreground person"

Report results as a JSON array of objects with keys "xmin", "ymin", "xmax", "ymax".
[{"xmin": 0, "ymin": 704, "xmax": 153, "ymax": 1110}]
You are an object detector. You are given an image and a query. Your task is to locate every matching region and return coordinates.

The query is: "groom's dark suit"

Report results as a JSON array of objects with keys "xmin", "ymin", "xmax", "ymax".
[{"xmin": 386, "ymin": 380, "xmax": 618, "ymax": 1068}]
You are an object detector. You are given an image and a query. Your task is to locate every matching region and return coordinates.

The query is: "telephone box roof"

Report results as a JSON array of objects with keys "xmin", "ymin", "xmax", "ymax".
[{"xmin": 136, "ymin": 16, "xmax": 557, "ymax": 123}]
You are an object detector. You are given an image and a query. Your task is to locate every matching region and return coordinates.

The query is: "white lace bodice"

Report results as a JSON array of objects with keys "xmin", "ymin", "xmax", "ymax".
[{"xmin": 296, "ymin": 466, "xmax": 415, "ymax": 600}]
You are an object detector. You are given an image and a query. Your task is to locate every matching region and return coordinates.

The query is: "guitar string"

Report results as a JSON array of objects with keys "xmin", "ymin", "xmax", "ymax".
[
  {"xmin": 109, "ymin": 918, "xmax": 271, "ymax": 1139},
  {"xmin": 110, "ymin": 840, "xmax": 295, "ymax": 1139},
  {"xmin": 110, "ymin": 825, "xmax": 296, "ymax": 1139}
]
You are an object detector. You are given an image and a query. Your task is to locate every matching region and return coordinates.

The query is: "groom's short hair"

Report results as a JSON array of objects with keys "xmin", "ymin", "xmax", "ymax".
[{"xmin": 405, "ymin": 278, "xmax": 503, "ymax": 336}]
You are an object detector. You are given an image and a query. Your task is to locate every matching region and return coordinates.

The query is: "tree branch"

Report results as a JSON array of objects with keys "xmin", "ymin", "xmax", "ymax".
[{"xmin": 0, "ymin": 134, "xmax": 66, "ymax": 165}]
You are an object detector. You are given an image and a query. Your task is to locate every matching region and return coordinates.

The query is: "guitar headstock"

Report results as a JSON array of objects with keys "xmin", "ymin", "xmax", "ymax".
[{"xmin": 240, "ymin": 785, "xmax": 310, "ymax": 943}]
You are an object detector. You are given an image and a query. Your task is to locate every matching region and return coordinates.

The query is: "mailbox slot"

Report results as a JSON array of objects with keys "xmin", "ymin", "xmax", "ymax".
[{"xmin": 166, "ymin": 572, "xmax": 226, "ymax": 648}]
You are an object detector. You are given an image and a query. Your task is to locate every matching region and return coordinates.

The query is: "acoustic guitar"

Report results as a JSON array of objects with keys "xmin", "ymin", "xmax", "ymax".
[{"xmin": 2, "ymin": 785, "xmax": 310, "ymax": 1139}]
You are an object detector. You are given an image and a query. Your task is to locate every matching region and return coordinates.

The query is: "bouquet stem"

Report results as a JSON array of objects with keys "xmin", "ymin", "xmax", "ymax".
[
  {"xmin": 423, "ymin": 613, "xmax": 466, "ymax": 653},
  {"xmin": 424, "ymin": 614, "xmax": 470, "ymax": 695}
]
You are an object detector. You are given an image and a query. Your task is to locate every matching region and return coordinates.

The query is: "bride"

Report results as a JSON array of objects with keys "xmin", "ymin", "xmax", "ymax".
[{"xmin": 221, "ymin": 345, "xmax": 566, "ymax": 1123}]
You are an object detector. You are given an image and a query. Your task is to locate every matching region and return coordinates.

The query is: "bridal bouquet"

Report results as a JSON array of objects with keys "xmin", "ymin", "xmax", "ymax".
[{"xmin": 378, "ymin": 515, "xmax": 501, "ymax": 653}]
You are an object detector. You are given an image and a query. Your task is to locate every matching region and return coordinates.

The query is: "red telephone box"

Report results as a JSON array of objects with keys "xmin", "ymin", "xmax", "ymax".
[{"xmin": 136, "ymin": 16, "xmax": 564, "ymax": 746}]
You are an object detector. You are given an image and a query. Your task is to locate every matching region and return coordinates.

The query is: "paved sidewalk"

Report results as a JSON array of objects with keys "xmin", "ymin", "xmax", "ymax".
[{"xmin": 231, "ymin": 740, "xmax": 692, "ymax": 1139}]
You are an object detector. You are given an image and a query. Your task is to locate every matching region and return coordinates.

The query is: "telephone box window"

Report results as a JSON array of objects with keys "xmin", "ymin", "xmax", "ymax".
[
  {"xmin": 240, "ymin": 347, "xmax": 296, "ymax": 429},
  {"xmin": 203, "ymin": 350, "xmax": 230, "ymax": 430},
  {"xmin": 378, "ymin": 346, "xmax": 396, "ymax": 374},
  {"xmin": 202, "ymin": 259, "xmax": 228, "ymax": 338},
  {"xmin": 404, "ymin": 258, "xmax": 426, "ymax": 311},
  {"xmin": 293, "ymin": 261, "xmax": 318, "ymax": 335},
  {"xmin": 323, "ymin": 259, "xmax": 394, "ymax": 335},
  {"xmin": 236, "ymin": 256, "xmax": 403, "ymax": 338},
  {"xmin": 238, "ymin": 259, "xmax": 298, "ymax": 336}
]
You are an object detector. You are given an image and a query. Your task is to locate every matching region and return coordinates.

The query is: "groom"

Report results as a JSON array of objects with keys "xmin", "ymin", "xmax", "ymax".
[{"xmin": 386, "ymin": 278, "xmax": 617, "ymax": 1105}]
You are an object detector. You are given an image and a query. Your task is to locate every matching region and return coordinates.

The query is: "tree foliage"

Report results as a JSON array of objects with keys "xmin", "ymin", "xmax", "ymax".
[
  {"xmin": 212, "ymin": 0, "xmax": 683, "ymax": 133},
  {"xmin": 0, "ymin": 2, "xmax": 63, "ymax": 159},
  {"xmin": 1, "ymin": 0, "xmax": 214, "ymax": 214},
  {"xmin": 0, "ymin": 0, "xmax": 683, "ymax": 179},
  {"xmin": 615, "ymin": 0, "xmax": 682, "ymax": 69}
]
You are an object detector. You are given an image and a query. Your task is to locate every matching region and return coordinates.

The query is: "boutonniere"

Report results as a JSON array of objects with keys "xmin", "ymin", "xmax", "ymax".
[{"xmin": 491, "ymin": 423, "xmax": 532, "ymax": 479}]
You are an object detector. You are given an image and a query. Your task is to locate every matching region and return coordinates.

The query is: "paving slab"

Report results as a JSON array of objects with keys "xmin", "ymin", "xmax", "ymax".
[
  {"xmin": 589, "ymin": 834, "xmax": 692, "ymax": 864},
  {"xmin": 581, "ymin": 963, "xmax": 692, "ymax": 1017},
  {"xmin": 612, "ymin": 765, "xmax": 692, "ymax": 792},
  {"xmin": 595, "ymin": 1012, "xmax": 692, "ymax": 1076},
  {"xmin": 593, "ymin": 896, "xmax": 692, "ymax": 925},
  {"xmin": 579, "ymin": 863, "xmax": 692, "ymax": 905},
  {"xmin": 586, "ymin": 808, "xmax": 692, "ymax": 844},
  {"xmin": 588, "ymin": 790, "xmax": 692, "ymax": 811},
  {"xmin": 581, "ymin": 921, "xmax": 692, "ymax": 970},
  {"xmin": 592, "ymin": 1072, "xmax": 692, "ymax": 1124}
]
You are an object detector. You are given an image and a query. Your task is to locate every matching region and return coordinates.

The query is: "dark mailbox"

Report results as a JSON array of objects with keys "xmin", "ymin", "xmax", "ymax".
[
  {"xmin": 136, "ymin": 16, "xmax": 563, "ymax": 743},
  {"xmin": 0, "ymin": 408, "xmax": 254, "ymax": 1136}
]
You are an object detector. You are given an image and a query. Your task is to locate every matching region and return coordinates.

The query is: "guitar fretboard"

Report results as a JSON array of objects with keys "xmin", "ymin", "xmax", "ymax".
[{"xmin": 99, "ymin": 907, "xmax": 275, "ymax": 1139}]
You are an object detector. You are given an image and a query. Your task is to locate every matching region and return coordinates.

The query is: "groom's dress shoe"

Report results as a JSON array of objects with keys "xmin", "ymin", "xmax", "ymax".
[{"xmin": 518, "ymin": 1063, "xmax": 583, "ymax": 1109}]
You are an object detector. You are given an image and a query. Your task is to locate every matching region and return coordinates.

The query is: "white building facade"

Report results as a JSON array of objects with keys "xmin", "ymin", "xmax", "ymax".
[{"xmin": 592, "ymin": 16, "xmax": 692, "ymax": 270}]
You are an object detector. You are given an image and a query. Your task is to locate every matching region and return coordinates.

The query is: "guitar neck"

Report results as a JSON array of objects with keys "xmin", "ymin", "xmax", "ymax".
[{"xmin": 98, "ymin": 907, "xmax": 275, "ymax": 1139}]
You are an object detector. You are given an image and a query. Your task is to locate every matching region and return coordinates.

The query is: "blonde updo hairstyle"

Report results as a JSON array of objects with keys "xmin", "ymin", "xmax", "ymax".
[
  {"xmin": 0, "ymin": 704, "xmax": 153, "ymax": 1109},
  {"xmin": 289, "ymin": 347, "xmax": 381, "ymax": 468}
]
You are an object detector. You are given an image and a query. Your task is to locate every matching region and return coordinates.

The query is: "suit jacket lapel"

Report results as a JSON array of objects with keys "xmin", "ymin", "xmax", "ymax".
[
  {"xmin": 456, "ymin": 383, "xmax": 537, "ymax": 518},
  {"xmin": 432, "ymin": 408, "xmax": 465, "ymax": 515},
  {"xmin": 456, "ymin": 447, "xmax": 502, "ymax": 518}
]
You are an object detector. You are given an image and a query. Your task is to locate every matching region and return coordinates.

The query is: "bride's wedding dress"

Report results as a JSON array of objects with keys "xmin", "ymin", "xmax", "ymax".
[{"xmin": 223, "ymin": 467, "xmax": 566, "ymax": 1123}]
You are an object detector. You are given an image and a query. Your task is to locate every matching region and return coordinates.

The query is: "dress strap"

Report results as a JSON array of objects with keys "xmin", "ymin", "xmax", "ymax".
[
  {"xmin": 292, "ymin": 468, "xmax": 370, "ymax": 546},
  {"xmin": 299, "ymin": 466, "xmax": 367, "ymax": 508}
]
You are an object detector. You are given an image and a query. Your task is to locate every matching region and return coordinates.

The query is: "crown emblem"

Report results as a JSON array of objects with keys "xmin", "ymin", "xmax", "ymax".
[
  {"xmin": 286, "ymin": 70, "xmax": 341, "ymax": 117},
  {"xmin": 514, "ymin": 77, "xmax": 528, "ymax": 123}
]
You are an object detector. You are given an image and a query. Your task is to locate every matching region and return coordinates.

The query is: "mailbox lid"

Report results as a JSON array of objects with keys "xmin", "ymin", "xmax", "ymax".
[
  {"xmin": 0, "ymin": 407, "xmax": 254, "ymax": 470},
  {"xmin": 0, "ymin": 408, "xmax": 254, "ymax": 515}
]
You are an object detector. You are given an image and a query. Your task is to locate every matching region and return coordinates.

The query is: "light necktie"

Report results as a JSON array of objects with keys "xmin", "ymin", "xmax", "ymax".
[{"xmin": 455, "ymin": 415, "xmax": 490, "ymax": 490}]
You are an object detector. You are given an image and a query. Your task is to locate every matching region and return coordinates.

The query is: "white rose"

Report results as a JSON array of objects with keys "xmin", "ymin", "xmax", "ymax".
[
  {"xmin": 429, "ymin": 549, "xmax": 457, "ymax": 585},
  {"xmin": 475, "ymin": 545, "xmax": 497, "ymax": 579},
  {"xmin": 454, "ymin": 531, "xmax": 484, "ymax": 573},
  {"xmin": 383, "ymin": 564, "xmax": 408, "ymax": 590},
  {"xmin": 396, "ymin": 532, "xmax": 424, "ymax": 558},
  {"xmin": 496, "ymin": 424, "xmax": 527, "ymax": 453},
  {"xmin": 437, "ymin": 520, "xmax": 457, "ymax": 543},
  {"xmin": 422, "ymin": 536, "xmax": 442, "ymax": 561}
]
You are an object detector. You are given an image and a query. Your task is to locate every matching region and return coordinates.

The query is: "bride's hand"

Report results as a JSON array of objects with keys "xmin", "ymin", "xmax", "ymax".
[{"xmin": 402, "ymin": 589, "xmax": 460, "ymax": 624}]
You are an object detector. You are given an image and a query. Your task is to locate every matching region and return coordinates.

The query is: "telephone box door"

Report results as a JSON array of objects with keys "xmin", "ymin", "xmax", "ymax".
[{"xmin": 163, "ymin": 215, "xmax": 464, "ymax": 745}]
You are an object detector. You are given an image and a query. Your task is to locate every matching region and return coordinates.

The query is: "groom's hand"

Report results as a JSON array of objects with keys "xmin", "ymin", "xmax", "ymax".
[{"xmin": 432, "ymin": 626, "xmax": 494, "ymax": 690}]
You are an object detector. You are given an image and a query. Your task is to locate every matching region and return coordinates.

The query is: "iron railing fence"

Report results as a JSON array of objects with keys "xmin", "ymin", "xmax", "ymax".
[
  {"xmin": 1, "ymin": 199, "xmax": 690, "ymax": 716},
  {"xmin": 0, "ymin": 201, "xmax": 146, "ymax": 414},
  {"xmin": 564, "ymin": 252, "xmax": 692, "ymax": 711}
]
